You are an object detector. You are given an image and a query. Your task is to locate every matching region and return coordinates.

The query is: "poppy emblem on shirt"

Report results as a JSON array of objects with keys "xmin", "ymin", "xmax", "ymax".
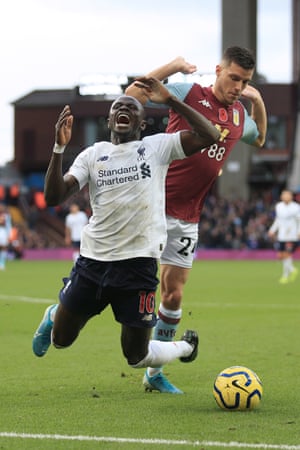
[
  {"xmin": 233, "ymin": 109, "xmax": 240, "ymax": 126},
  {"xmin": 218, "ymin": 108, "xmax": 228, "ymax": 122}
]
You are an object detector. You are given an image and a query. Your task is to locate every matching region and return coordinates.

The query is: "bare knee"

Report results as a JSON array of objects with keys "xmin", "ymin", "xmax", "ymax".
[
  {"xmin": 124, "ymin": 348, "xmax": 148, "ymax": 366},
  {"xmin": 122, "ymin": 338, "xmax": 149, "ymax": 365},
  {"xmin": 52, "ymin": 330, "xmax": 78, "ymax": 349},
  {"xmin": 121, "ymin": 325, "xmax": 151, "ymax": 366},
  {"xmin": 52, "ymin": 304, "xmax": 90, "ymax": 348}
]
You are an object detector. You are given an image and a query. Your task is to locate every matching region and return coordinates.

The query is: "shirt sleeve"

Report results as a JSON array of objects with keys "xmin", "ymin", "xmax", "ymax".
[
  {"xmin": 67, "ymin": 148, "xmax": 91, "ymax": 190},
  {"xmin": 240, "ymin": 107, "xmax": 259, "ymax": 145},
  {"xmin": 168, "ymin": 131, "xmax": 186, "ymax": 161},
  {"xmin": 144, "ymin": 131, "xmax": 186, "ymax": 165}
]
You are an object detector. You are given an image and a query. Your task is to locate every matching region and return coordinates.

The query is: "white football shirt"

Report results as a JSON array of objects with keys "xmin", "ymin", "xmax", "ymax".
[
  {"xmin": 269, "ymin": 201, "xmax": 300, "ymax": 241},
  {"xmin": 65, "ymin": 211, "xmax": 88, "ymax": 241},
  {"xmin": 68, "ymin": 132, "xmax": 185, "ymax": 261}
]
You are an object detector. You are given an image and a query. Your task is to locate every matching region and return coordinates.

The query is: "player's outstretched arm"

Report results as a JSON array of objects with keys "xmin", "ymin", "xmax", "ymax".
[
  {"xmin": 147, "ymin": 56, "xmax": 197, "ymax": 80},
  {"xmin": 44, "ymin": 105, "xmax": 79, "ymax": 206},
  {"xmin": 125, "ymin": 56, "xmax": 197, "ymax": 104},
  {"xmin": 242, "ymin": 85, "xmax": 267, "ymax": 148}
]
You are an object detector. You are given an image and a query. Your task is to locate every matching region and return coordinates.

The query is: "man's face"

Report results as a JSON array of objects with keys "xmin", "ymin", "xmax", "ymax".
[
  {"xmin": 214, "ymin": 62, "xmax": 254, "ymax": 105},
  {"xmin": 281, "ymin": 190, "xmax": 293, "ymax": 203},
  {"xmin": 108, "ymin": 95, "xmax": 145, "ymax": 139}
]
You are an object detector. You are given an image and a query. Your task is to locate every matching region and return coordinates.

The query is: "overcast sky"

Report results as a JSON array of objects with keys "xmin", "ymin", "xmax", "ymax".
[{"xmin": 0, "ymin": 0, "xmax": 292, "ymax": 166}]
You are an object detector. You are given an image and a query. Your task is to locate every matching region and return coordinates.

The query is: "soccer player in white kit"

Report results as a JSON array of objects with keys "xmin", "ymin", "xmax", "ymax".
[
  {"xmin": 0, "ymin": 203, "xmax": 12, "ymax": 270},
  {"xmin": 32, "ymin": 77, "xmax": 220, "ymax": 384},
  {"xmin": 65, "ymin": 203, "xmax": 88, "ymax": 262},
  {"xmin": 268, "ymin": 189, "xmax": 300, "ymax": 284}
]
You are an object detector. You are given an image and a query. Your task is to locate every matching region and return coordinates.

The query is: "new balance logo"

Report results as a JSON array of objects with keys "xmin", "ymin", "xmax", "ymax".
[
  {"xmin": 198, "ymin": 99, "xmax": 212, "ymax": 109},
  {"xmin": 141, "ymin": 314, "xmax": 153, "ymax": 321}
]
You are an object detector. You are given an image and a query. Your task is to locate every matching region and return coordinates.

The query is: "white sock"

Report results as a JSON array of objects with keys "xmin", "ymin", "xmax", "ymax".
[
  {"xmin": 131, "ymin": 339, "xmax": 192, "ymax": 369},
  {"xmin": 286, "ymin": 256, "xmax": 295, "ymax": 274},
  {"xmin": 148, "ymin": 304, "xmax": 182, "ymax": 376},
  {"xmin": 283, "ymin": 259, "xmax": 290, "ymax": 277}
]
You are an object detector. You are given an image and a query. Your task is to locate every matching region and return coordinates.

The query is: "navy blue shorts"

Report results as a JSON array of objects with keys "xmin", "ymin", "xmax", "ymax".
[
  {"xmin": 275, "ymin": 241, "xmax": 299, "ymax": 253},
  {"xmin": 71, "ymin": 240, "xmax": 80, "ymax": 249},
  {"xmin": 59, "ymin": 256, "xmax": 158, "ymax": 328}
]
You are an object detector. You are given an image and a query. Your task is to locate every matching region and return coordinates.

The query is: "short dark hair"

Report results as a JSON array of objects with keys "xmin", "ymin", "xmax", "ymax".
[{"xmin": 222, "ymin": 46, "xmax": 256, "ymax": 70}]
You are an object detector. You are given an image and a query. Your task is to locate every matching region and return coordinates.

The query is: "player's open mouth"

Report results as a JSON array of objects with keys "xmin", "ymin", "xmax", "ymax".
[{"xmin": 117, "ymin": 113, "xmax": 130, "ymax": 124}]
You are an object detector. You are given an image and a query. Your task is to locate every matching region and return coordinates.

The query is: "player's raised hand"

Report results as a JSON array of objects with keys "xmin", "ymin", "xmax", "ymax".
[
  {"xmin": 172, "ymin": 56, "xmax": 197, "ymax": 74},
  {"xmin": 55, "ymin": 105, "xmax": 73, "ymax": 146},
  {"xmin": 133, "ymin": 77, "xmax": 172, "ymax": 105},
  {"xmin": 241, "ymin": 85, "xmax": 263, "ymax": 103}
]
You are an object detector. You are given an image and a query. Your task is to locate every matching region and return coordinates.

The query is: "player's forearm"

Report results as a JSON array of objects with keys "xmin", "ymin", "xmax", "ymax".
[
  {"xmin": 166, "ymin": 95, "xmax": 220, "ymax": 142},
  {"xmin": 269, "ymin": 219, "xmax": 278, "ymax": 235},
  {"xmin": 147, "ymin": 58, "xmax": 184, "ymax": 81},
  {"xmin": 44, "ymin": 153, "xmax": 69, "ymax": 206},
  {"xmin": 125, "ymin": 84, "xmax": 149, "ymax": 105},
  {"xmin": 125, "ymin": 57, "xmax": 185, "ymax": 103},
  {"xmin": 251, "ymin": 96, "xmax": 267, "ymax": 147},
  {"xmin": 65, "ymin": 230, "xmax": 71, "ymax": 243}
]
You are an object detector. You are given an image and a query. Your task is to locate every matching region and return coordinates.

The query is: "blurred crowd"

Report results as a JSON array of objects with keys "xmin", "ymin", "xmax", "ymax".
[
  {"xmin": 198, "ymin": 193, "xmax": 275, "ymax": 250},
  {"xmin": 0, "ymin": 184, "xmax": 92, "ymax": 257},
  {"xmin": 0, "ymin": 184, "xmax": 284, "ymax": 256}
]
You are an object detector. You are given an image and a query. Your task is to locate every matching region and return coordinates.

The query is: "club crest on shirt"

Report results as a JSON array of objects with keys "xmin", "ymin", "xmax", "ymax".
[
  {"xmin": 137, "ymin": 145, "xmax": 146, "ymax": 161},
  {"xmin": 218, "ymin": 108, "xmax": 228, "ymax": 122},
  {"xmin": 233, "ymin": 109, "xmax": 240, "ymax": 126}
]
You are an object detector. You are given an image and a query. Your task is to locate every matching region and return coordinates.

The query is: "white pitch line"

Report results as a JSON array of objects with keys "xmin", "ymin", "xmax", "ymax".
[
  {"xmin": 0, "ymin": 433, "xmax": 300, "ymax": 449},
  {"xmin": 0, "ymin": 294, "xmax": 54, "ymax": 304}
]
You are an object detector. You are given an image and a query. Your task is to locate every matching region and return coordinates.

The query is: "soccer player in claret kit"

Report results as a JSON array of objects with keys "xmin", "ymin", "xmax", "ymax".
[{"xmin": 126, "ymin": 46, "xmax": 267, "ymax": 393}]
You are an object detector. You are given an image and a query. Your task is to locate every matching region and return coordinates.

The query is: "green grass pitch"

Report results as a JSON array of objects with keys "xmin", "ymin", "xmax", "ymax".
[{"xmin": 0, "ymin": 258, "xmax": 300, "ymax": 449}]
